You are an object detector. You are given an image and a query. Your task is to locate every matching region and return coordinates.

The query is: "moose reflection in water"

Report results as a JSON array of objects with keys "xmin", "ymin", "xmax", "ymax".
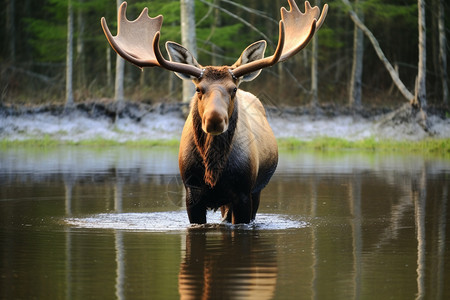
[{"xmin": 178, "ymin": 228, "xmax": 277, "ymax": 300}]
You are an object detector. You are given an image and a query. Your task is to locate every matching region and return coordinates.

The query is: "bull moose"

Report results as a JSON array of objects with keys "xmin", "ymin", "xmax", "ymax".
[{"xmin": 101, "ymin": 0, "xmax": 328, "ymax": 224}]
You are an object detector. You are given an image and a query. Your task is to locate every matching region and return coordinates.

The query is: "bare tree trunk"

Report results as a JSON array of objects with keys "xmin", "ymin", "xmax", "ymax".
[
  {"xmin": 76, "ymin": 0, "xmax": 86, "ymax": 93},
  {"xmin": 114, "ymin": 55, "xmax": 125, "ymax": 102},
  {"xmin": 311, "ymin": 38, "xmax": 318, "ymax": 106},
  {"xmin": 208, "ymin": 0, "xmax": 222, "ymax": 66},
  {"xmin": 431, "ymin": 0, "xmax": 440, "ymax": 97},
  {"xmin": 65, "ymin": 0, "xmax": 74, "ymax": 109},
  {"xmin": 438, "ymin": 0, "xmax": 448, "ymax": 104},
  {"xmin": 341, "ymin": 0, "xmax": 414, "ymax": 102},
  {"xmin": 115, "ymin": 0, "xmax": 125, "ymax": 104},
  {"xmin": 414, "ymin": 0, "xmax": 427, "ymax": 112},
  {"xmin": 310, "ymin": 0, "xmax": 320, "ymax": 107},
  {"xmin": 349, "ymin": 0, "xmax": 364, "ymax": 109},
  {"xmin": 6, "ymin": 0, "xmax": 16, "ymax": 64},
  {"xmin": 106, "ymin": 46, "xmax": 113, "ymax": 89},
  {"xmin": 276, "ymin": 0, "xmax": 284, "ymax": 98},
  {"xmin": 180, "ymin": 0, "xmax": 197, "ymax": 105}
]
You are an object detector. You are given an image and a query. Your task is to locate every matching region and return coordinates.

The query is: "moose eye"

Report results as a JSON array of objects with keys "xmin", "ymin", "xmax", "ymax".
[
  {"xmin": 196, "ymin": 87, "xmax": 204, "ymax": 95},
  {"xmin": 231, "ymin": 87, "xmax": 237, "ymax": 97},
  {"xmin": 196, "ymin": 87, "xmax": 203, "ymax": 98}
]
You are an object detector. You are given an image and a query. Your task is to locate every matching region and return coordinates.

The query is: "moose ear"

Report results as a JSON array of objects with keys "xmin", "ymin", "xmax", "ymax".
[
  {"xmin": 166, "ymin": 42, "xmax": 202, "ymax": 80},
  {"xmin": 232, "ymin": 40, "xmax": 267, "ymax": 82}
]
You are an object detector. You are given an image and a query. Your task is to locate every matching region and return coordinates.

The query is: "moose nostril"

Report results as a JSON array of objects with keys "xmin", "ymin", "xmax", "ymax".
[
  {"xmin": 203, "ymin": 112, "xmax": 227, "ymax": 135},
  {"xmin": 204, "ymin": 118, "xmax": 224, "ymax": 134},
  {"xmin": 203, "ymin": 108, "xmax": 228, "ymax": 135}
]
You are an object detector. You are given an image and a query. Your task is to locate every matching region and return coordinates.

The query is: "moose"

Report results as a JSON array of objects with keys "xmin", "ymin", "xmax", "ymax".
[{"xmin": 102, "ymin": 0, "xmax": 328, "ymax": 224}]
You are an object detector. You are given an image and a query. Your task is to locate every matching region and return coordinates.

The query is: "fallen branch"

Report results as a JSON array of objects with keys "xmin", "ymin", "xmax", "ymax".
[{"xmin": 7, "ymin": 65, "xmax": 58, "ymax": 85}]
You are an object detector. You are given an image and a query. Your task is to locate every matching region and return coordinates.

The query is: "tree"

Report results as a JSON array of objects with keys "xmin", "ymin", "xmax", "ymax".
[
  {"xmin": 310, "ymin": 0, "xmax": 321, "ymax": 107},
  {"xmin": 438, "ymin": 0, "xmax": 448, "ymax": 104},
  {"xmin": 115, "ymin": 0, "xmax": 125, "ymax": 104},
  {"xmin": 65, "ymin": 0, "xmax": 74, "ymax": 108},
  {"xmin": 76, "ymin": 0, "xmax": 86, "ymax": 92},
  {"xmin": 349, "ymin": 0, "xmax": 364, "ymax": 108},
  {"xmin": 6, "ymin": 0, "xmax": 16, "ymax": 64},
  {"xmin": 210, "ymin": 0, "xmax": 222, "ymax": 66},
  {"xmin": 180, "ymin": 0, "xmax": 197, "ymax": 104},
  {"xmin": 414, "ymin": 0, "xmax": 427, "ymax": 113}
]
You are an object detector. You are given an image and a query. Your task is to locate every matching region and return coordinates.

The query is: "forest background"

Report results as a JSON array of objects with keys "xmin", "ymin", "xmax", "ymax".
[{"xmin": 1, "ymin": 0, "xmax": 449, "ymax": 114}]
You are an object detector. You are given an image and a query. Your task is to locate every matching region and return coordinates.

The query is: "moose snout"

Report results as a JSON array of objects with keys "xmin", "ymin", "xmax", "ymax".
[{"xmin": 203, "ymin": 110, "xmax": 228, "ymax": 135}]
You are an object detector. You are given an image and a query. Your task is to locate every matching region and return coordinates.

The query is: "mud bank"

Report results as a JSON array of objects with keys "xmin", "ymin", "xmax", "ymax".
[{"xmin": 1, "ymin": 100, "xmax": 449, "ymax": 143}]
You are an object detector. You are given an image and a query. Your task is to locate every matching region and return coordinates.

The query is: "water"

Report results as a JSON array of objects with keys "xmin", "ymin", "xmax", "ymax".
[{"xmin": 1, "ymin": 146, "xmax": 449, "ymax": 299}]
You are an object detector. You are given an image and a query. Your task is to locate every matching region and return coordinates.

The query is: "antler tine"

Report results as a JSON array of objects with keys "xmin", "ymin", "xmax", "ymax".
[
  {"xmin": 313, "ymin": 1, "xmax": 328, "ymax": 31},
  {"xmin": 101, "ymin": 2, "xmax": 162, "ymax": 68},
  {"xmin": 232, "ymin": 0, "xmax": 328, "ymax": 79},
  {"xmin": 101, "ymin": 2, "xmax": 203, "ymax": 78}
]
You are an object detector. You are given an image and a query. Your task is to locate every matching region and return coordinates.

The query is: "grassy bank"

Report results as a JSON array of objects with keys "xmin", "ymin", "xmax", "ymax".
[
  {"xmin": 0, "ymin": 136, "xmax": 180, "ymax": 148},
  {"xmin": 1, "ymin": 136, "xmax": 450, "ymax": 155},
  {"xmin": 277, "ymin": 137, "xmax": 450, "ymax": 154}
]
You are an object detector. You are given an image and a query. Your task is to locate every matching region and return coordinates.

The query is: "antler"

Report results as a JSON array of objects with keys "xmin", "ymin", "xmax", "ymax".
[
  {"xmin": 102, "ymin": 1, "xmax": 327, "ymax": 80},
  {"xmin": 101, "ymin": 2, "xmax": 203, "ymax": 78},
  {"xmin": 231, "ymin": 0, "xmax": 328, "ymax": 78}
]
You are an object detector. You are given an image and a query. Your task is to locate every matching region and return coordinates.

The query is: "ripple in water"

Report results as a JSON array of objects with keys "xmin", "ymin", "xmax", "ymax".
[{"xmin": 66, "ymin": 210, "xmax": 308, "ymax": 231}]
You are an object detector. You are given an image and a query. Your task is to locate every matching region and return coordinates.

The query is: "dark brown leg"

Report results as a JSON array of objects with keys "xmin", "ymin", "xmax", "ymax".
[
  {"xmin": 251, "ymin": 191, "xmax": 261, "ymax": 221},
  {"xmin": 185, "ymin": 187, "xmax": 206, "ymax": 224},
  {"xmin": 231, "ymin": 193, "xmax": 252, "ymax": 224}
]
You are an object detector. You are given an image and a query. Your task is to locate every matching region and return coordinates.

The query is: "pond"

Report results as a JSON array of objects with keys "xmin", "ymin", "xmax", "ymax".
[{"xmin": 0, "ymin": 146, "xmax": 449, "ymax": 299}]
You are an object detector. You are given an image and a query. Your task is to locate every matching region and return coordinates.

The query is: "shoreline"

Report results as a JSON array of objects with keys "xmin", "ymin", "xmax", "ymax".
[
  {"xmin": 1, "ymin": 100, "xmax": 449, "ymax": 153},
  {"xmin": 2, "ymin": 137, "xmax": 449, "ymax": 155}
]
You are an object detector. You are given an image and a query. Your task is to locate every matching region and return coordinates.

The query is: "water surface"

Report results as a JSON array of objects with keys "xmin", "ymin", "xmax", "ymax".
[{"xmin": 1, "ymin": 147, "xmax": 449, "ymax": 299}]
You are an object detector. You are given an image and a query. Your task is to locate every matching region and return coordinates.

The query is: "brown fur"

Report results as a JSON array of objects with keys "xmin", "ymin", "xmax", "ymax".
[
  {"xmin": 199, "ymin": 66, "xmax": 231, "ymax": 81},
  {"xmin": 191, "ymin": 98, "xmax": 238, "ymax": 187}
]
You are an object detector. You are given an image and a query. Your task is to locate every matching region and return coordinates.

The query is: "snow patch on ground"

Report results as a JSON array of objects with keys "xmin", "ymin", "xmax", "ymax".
[
  {"xmin": 1, "ymin": 107, "xmax": 449, "ymax": 142},
  {"xmin": 0, "ymin": 111, "xmax": 186, "ymax": 142},
  {"xmin": 269, "ymin": 115, "xmax": 374, "ymax": 141}
]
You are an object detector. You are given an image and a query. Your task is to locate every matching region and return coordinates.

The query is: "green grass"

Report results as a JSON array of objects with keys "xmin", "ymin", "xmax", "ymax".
[
  {"xmin": 277, "ymin": 137, "xmax": 450, "ymax": 154},
  {"xmin": 0, "ymin": 134, "xmax": 62, "ymax": 147},
  {"xmin": 0, "ymin": 137, "xmax": 180, "ymax": 148},
  {"xmin": 1, "ymin": 136, "xmax": 450, "ymax": 155},
  {"xmin": 73, "ymin": 138, "xmax": 180, "ymax": 148}
]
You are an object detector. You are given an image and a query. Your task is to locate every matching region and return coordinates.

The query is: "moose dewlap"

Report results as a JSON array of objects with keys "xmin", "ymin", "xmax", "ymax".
[{"xmin": 101, "ymin": 0, "xmax": 328, "ymax": 224}]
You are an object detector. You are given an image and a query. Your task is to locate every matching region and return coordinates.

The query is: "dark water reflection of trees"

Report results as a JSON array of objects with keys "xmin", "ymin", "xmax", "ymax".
[{"xmin": 0, "ymin": 147, "xmax": 449, "ymax": 299}]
